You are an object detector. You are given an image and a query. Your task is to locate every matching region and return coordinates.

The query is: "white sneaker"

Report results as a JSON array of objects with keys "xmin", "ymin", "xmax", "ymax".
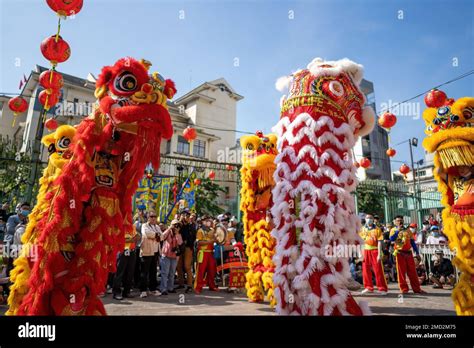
[
  {"xmin": 140, "ymin": 291, "xmax": 148, "ymax": 298},
  {"xmin": 376, "ymin": 290, "xmax": 388, "ymax": 295},
  {"xmin": 360, "ymin": 288, "xmax": 373, "ymax": 294},
  {"xmin": 152, "ymin": 290, "xmax": 162, "ymax": 296}
]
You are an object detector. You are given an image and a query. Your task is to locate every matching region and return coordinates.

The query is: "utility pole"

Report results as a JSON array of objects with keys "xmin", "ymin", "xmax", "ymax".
[
  {"xmin": 25, "ymin": 109, "xmax": 47, "ymax": 203},
  {"xmin": 408, "ymin": 138, "xmax": 422, "ymax": 227}
]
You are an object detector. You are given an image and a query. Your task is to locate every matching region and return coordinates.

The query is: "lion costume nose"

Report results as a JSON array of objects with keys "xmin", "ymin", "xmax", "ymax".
[{"xmin": 141, "ymin": 83, "xmax": 153, "ymax": 94}]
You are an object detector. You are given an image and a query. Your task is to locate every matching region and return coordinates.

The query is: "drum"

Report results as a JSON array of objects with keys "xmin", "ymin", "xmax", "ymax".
[{"xmin": 214, "ymin": 224, "xmax": 227, "ymax": 245}]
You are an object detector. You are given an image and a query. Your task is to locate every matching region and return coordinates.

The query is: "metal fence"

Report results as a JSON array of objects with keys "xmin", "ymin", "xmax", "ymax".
[
  {"xmin": 419, "ymin": 244, "xmax": 459, "ymax": 282},
  {"xmin": 354, "ymin": 179, "xmax": 443, "ymax": 225}
]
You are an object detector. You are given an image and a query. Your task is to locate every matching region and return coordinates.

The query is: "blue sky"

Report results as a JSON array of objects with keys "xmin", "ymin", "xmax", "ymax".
[{"xmin": 1, "ymin": 0, "xmax": 473, "ymax": 170}]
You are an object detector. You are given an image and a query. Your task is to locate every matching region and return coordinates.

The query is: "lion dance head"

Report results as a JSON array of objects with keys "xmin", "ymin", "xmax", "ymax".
[{"xmin": 422, "ymin": 90, "xmax": 474, "ymax": 315}]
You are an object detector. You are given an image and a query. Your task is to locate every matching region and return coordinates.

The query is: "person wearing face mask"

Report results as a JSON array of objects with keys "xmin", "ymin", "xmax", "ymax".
[
  {"xmin": 426, "ymin": 225, "xmax": 446, "ymax": 245},
  {"xmin": 359, "ymin": 214, "xmax": 388, "ymax": 295},
  {"xmin": 416, "ymin": 221, "xmax": 430, "ymax": 245},
  {"xmin": 4, "ymin": 202, "xmax": 30, "ymax": 244},
  {"xmin": 4, "ymin": 202, "xmax": 30, "ymax": 287},
  {"xmin": 408, "ymin": 223, "xmax": 418, "ymax": 244}
]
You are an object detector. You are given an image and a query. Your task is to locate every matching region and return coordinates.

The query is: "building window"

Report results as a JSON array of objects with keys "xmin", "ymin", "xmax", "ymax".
[
  {"xmin": 176, "ymin": 135, "xmax": 190, "ymax": 155},
  {"xmin": 193, "ymin": 139, "xmax": 206, "ymax": 158},
  {"xmin": 416, "ymin": 170, "xmax": 426, "ymax": 177},
  {"xmin": 166, "ymin": 140, "xmax": 171, "ymax": 154}
]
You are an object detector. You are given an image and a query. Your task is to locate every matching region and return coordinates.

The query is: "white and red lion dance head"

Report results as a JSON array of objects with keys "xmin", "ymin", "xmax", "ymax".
[{"xmin": 271, "ymin": 58, "xmax": 374, "ymax": 315}]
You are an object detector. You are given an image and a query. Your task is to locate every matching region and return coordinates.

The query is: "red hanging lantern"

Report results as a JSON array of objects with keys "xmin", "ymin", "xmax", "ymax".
[
  {"xmin": 226, "ymin": 164, "xmax": 234, "ymax": 171},
  {"xmin": 39, "ymin": 70, "xmax": 64, "ymax": 90},
  {"xmin": 359, "ymin": 157, "xmax": 371, "ymax": 169},
  {"xmin": 44, "ymin": 118, "xmax": 58, "ymax": 131},
  {"xmin": 386, "ymin": 148, "xmax": 396, "ymax": 157},
  {"xmin": 194, "ymin": 178, "xmax": 201, "ymax": 186},
  {"xmin": 8, "ymin": 96, "xmax": 28, "ymax": 127},
  {"xmin": 424, "ymin": 89, "xmax": 447, "ymax": 108},
  {"xmin": 8, "ymin": 96, "xmax": 28, "ymax": 115},
  {"xmin": 378, "ymin": 112, "xmax": 397, "ymax": 129},
  {"xmin": 208, "ymin": 170, "xmax": 216, "ymax": 180},
  {"xmin": 39, "ymin": 89, "xmax": 60, "ymax": 110},
  {"xmin": 46, "ymin": 0, "xmax": 83, "ymax": 17},
  {"xmin": 399, "ymin": 164, "xmax": 411, "ymax": 176},
  {"xmin": 40, "ymin": 35, "xmax": 71, "ymax": 65},
  {"xmin": 182, "ymin": 126, "xmax": 197, "ymax": 142}
]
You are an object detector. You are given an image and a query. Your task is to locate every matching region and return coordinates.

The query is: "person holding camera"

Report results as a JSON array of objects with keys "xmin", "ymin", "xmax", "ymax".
[
  {"xmin": 139, "ymin": 212, "xmax": 162, "ymax": 298},
  {"xmin": 177, "ymin": 210, "xmax": 196, "ymax": 293},
  {"xmin": 159, "ymin": 219, "xmax": 183, "ymax": 295}
]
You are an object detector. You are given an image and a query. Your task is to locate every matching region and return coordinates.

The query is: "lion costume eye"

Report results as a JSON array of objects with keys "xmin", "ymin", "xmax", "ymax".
[
  {"xmin": 438, "ymin": 106, "xmax": 449, "ymax": 116},
  {"xmin": 114, "ymin": 71, "xmax": 137, "ymax": 92},
  {"xmin": 57, "ymin": 136, "xmax": 71, "ymax": 150},
  {"xmin": 246, "ymin": 143, "xmax": 254, "ymax": 150},
  {"xmin": 463, "ymin": 108, "xmax": 473, "ymax": 120},
  {"xmin": 328, "ymin": 80, "xmax": 345, "ymax": 97},
  {"xmin": 48, "ymin": 143, "xmax": 56, "ymax": 154}
]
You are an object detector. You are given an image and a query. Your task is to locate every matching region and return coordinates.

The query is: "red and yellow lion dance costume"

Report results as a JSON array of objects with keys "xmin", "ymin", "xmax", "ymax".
[
  {"xmin": 240, "ymin": 131, "xmax": 277, "ymax": 305},
  {"xmin": 7, "ymin": 57, "xmax": 175, "ymax": 315},
  {"xmin": 271, "ymin": 58, "xmax": 374, "ymax": 315},
  {"xmin": 7, "ymin": 125, "xmax": 76, "ymax": 315},
  {"xmin": 422, "ymin": 90, "xmax": 474, "ymax": 315}
]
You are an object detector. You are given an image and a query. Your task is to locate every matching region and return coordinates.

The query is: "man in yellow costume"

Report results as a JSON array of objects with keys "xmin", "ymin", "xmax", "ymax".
[{"xmin": 194, "ymin": 215, "xmax": 218, "ymax": 294}]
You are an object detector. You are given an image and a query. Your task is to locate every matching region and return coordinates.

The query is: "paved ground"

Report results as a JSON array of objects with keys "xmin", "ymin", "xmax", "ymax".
[
  {"xmin": 102, "ymin": 282, "xmax": 455, "ymax": 316},
  {"xmin": 0, "ymin": 282, "xmax": 455, "ymax": 316},
  {"xmin": 352, "ymin": 283, "xmax": 456, "ymax": 316}
]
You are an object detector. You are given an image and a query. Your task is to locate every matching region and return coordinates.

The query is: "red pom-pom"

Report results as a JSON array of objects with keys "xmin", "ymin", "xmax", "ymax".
[{"xmin": 164, "ymin": 79, "xmax": 177, "ymax": 99}]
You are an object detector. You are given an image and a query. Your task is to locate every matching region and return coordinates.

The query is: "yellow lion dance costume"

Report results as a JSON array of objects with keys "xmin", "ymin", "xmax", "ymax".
[
  {"xmin": 240, "ymin": 131, "xmax": 277, "ymax": 305},
  {"xmin": 7, "ymin": 125, "xmax": 76, "ymax": 315},
  {"xmin": 422, "ymin": 89, "xmax": 474, "ymax": 315}
]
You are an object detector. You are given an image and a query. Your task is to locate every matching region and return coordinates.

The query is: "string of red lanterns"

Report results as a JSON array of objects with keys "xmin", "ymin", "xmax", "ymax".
[
  {"xmin": 40, "ymin": 0, "xmax": 83, "ymax": 130},
  {"xmin": 7, "ymin": 1, "xmax": 82, "ymax": 129}
]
